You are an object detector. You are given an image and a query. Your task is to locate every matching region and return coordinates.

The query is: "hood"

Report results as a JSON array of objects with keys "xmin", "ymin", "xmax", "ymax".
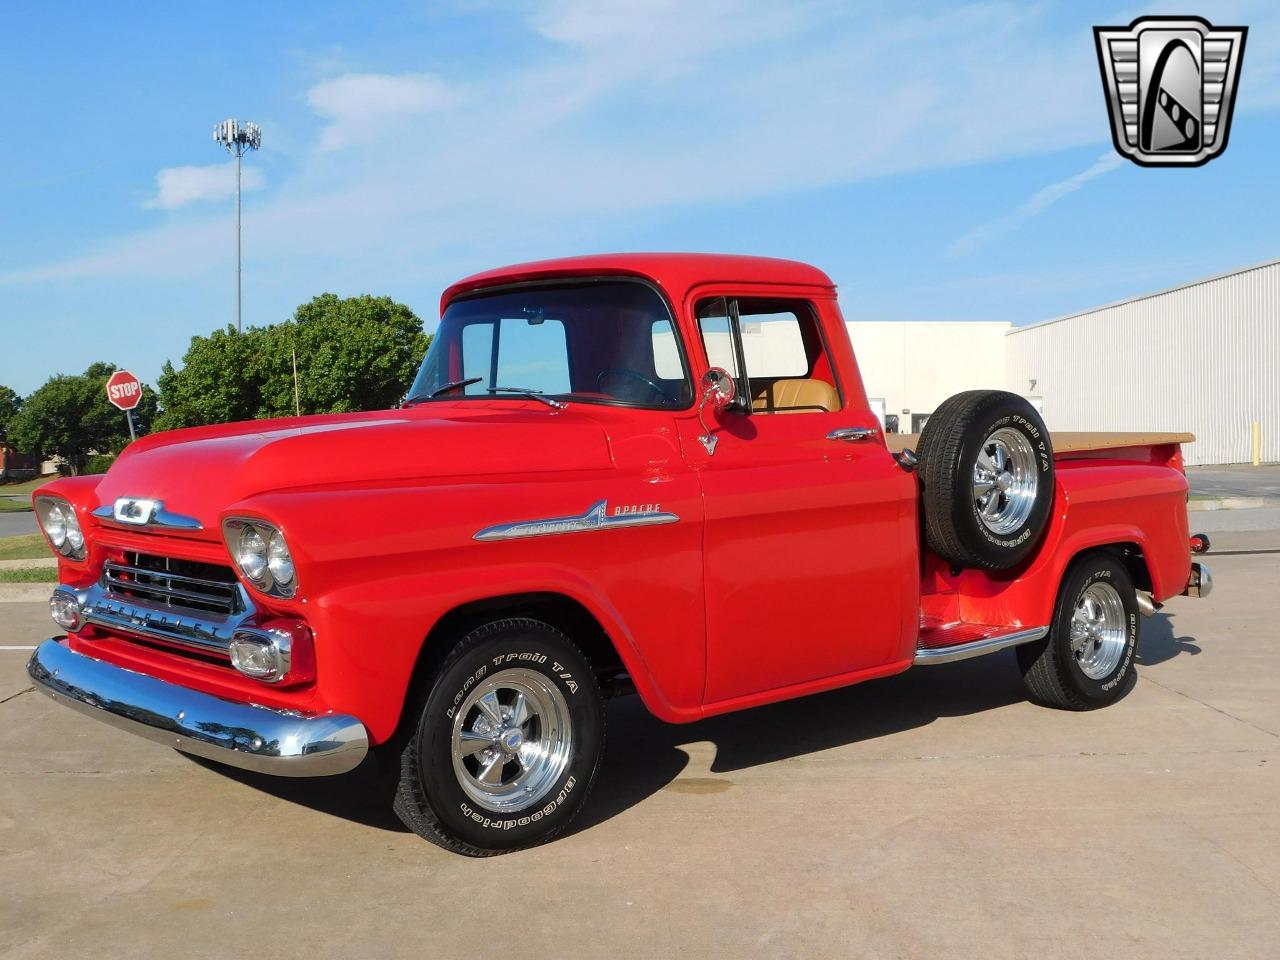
[{"xmin": 93, "ymin": 405, "xmax": 614, "ymax": 531}]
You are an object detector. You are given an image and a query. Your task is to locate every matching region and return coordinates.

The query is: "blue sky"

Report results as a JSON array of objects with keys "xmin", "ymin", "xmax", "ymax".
[{"xmin": 2, "ymin": 0, "xmax": 1277, "ymax": 396}]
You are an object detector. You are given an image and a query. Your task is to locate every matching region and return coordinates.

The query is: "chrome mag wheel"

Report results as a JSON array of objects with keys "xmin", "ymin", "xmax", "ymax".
[
  {"xmin": 972, "ymin": 427, "xmax": 1039, "ymax": 535},
  {"xmin": 450, "ymin": 668, "xmax": 573, "ymax": 814},
  {"xmin": 1070, "ymin": 581, "xmax": 1128, "ymax": 679}
]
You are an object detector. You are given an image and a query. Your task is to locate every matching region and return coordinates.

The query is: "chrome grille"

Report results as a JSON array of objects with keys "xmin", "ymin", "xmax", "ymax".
[{"xmin": 103, "ymin": 551, "xmax": 242, "ymax": 617}]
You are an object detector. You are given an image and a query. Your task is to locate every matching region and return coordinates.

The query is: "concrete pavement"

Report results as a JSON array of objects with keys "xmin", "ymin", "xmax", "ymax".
[
  {"xmin": 1186, "ymin": 463, "xmax": 1280, "ymax": 500},
  {"xmin": 0, "ymin": 538, "xmax": 1276, "ymax": 958}
]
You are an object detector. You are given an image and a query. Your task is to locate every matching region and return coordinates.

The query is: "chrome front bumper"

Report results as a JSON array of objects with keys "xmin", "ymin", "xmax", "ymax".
[{"xmin": 27, "ymin": 639, "xmax": 368, "ymax": 777}]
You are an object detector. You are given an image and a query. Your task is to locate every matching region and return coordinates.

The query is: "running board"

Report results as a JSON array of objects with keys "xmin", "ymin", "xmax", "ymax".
[{"xmin": 914, "ymin": 626, "xmax": 1049, "ymax": 666}]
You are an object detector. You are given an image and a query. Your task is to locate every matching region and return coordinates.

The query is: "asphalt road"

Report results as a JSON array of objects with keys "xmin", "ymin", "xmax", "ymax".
[
  {"xmin": 0, "ymin": 509, "xmax": 37, "ymax": 537},
  {"xmin": 1, "ymin": 526, "xmax": 1276, "ymax": 959}
]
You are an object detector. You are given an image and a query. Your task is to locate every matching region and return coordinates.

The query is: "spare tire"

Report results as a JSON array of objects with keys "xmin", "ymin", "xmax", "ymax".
[{"xmin": 917, "ymin": 390, "xmax": 1054, "ymax": 570}]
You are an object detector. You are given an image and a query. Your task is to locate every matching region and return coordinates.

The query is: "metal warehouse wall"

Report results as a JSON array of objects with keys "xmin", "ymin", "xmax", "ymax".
[{"xmin": 1006, "ymin": 260, "xmax": 1280, "ymax": 466}]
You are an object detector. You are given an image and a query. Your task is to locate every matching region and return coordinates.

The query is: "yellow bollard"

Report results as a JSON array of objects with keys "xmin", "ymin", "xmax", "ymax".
[{"xmin": 1253, "ymin": 421, "xmax": 1262, "ymax": 467}]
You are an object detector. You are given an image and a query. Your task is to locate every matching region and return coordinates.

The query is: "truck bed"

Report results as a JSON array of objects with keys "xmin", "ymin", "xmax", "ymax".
[{"xmin": 886, "ymin": 431, "xmax": 1195, "ymax": 455}]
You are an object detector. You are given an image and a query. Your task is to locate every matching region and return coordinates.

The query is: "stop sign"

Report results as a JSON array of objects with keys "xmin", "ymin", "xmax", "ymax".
[{"xmin": 105, "ymin": 370, "xmax": 143, "ymax": 411}]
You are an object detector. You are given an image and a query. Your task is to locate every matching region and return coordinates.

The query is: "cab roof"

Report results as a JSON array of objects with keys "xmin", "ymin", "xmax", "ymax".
[{"xmin": 440, "ymin": 253, "xmax": 835, "ymax": 313}]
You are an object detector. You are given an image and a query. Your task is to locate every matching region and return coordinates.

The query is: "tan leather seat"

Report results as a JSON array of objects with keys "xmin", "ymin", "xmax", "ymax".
[{"xmin": 752, "ymin": 378, "xmax": 839, "ymax": 414}]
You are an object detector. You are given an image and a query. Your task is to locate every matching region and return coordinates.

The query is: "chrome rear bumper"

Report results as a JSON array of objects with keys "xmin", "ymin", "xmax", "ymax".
[
  {"xmin": 26, "ymin": 639, "xmax": 368, "ymax": 777},
  {"xmin": 1183, "ymin": 561, "xmax": 1213, "ymax": 599}
]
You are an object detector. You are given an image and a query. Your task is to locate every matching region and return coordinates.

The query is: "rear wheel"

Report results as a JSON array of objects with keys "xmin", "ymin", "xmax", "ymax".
[
  {"xmin": 392, "ymin": 618, "xmax": 604, "ymax": 856},
  {"xmin": 1017, "ymin": 553, "xmax": 1139, "ymax": 710},
  {"xmin": 918, "ymin": 390, "xmax": 1054, "ymax": 570}
]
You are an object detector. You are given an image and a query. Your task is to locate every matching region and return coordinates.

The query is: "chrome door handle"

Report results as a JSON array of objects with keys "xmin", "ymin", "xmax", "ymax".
[{"xmin": 826, "ymin": 427, "xmax": 879, "ymax": 442}]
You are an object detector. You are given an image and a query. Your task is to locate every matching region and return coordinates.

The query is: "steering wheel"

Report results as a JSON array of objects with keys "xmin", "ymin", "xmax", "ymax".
[{"xmin": 596, "ymin": 368, "xmax": 680, "ymax": 405}]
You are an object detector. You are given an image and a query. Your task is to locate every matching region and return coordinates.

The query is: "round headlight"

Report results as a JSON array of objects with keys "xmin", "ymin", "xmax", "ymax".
[
  {"xmin": 64, "ymin": 508, "xmax": 84, "ymax": 553},
  {"xmin": 44, "ymin": 503, "xmax": 68, "ymax": 548},
  {"xmin": 237, "ymin": 526, "xmax": 269, "ymax": 580},
  {"xmin": 267, "ymin": 531, "xmax": 294, "ymax": 586}
]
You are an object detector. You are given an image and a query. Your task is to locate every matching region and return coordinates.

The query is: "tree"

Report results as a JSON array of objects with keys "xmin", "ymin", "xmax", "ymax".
[
  {"xmin": 0, "ymin": 385, "xmax": 20, "ymax": 442},
  {"xmin": 7, "ymin": 363, "xmax": 159, "ymax": 474},
  {"xmin": 156, "ymin": 294, "xmax": 431, "ymax": 430}
]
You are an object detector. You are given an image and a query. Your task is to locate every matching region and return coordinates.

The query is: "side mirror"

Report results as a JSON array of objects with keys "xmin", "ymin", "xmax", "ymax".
[
  {"xmin": 697, "ymin": 367, "xmax": 737, "ymax": 454},
  {"xmin": 701, "ymin": 367, "xmax": 736, "ymax": 411}
]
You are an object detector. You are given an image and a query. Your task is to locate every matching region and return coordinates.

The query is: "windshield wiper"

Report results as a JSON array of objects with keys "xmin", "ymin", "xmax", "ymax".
[
  {"xmin": 487, "ymin": 386, "xmax": 567, "ymax": 410},
  {"xmin": 426, "ymin": 376, "xmax": 484, "ymax": 399},
  {"xmin": 401, "ymin": 377, "xmax": 485, "ymax": 405}
]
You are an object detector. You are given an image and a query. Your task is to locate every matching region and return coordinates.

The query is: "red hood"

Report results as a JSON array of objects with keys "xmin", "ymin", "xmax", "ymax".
[{"xmin": 92, "ymin": 405, "xmax": 614, "ymax": 531}]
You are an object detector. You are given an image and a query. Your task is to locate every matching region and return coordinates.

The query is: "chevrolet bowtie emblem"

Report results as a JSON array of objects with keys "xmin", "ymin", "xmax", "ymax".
[{"xmin": 1094, "ymin": 16, "xmax": 1247, "ymax": 167}]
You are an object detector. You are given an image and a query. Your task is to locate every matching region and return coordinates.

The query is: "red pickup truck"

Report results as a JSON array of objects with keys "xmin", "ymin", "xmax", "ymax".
[{"xmin": 27, "ymin": 254, "xmax": 1210, "ymax": 856}]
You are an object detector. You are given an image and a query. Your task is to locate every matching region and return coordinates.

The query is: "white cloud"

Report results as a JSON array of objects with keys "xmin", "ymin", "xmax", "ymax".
[
  {"xmin": 948, "ymin": 152, "xmax": 1124, "ymax": 258},
  {"xmin": 145, "ymin": 163, "xmax": 265, "ymax": 210},
  {"xmin": 308, "ymin": 72, "xmax": 455, "ymax": 150}
]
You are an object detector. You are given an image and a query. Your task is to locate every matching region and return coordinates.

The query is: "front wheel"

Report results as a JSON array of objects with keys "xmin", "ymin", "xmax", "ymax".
[
  {"xmin": 392, "ymin": 618, "xmax": 604, "ymax": 856},
  {"xmin": 1017, "ymin": 552, "xmax": 1140, "ymax": 710}
]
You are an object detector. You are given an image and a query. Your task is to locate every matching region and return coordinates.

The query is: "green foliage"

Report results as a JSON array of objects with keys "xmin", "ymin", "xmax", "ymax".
[
  {"xmin": 0, "ymin": 385, "xmax": 20, "ymax": 441},
  {"xmin": 7, "ymin": 364, "xmax": 158, "ymax": 474},
  {"xmin": 0, "ymin": 567, "xmax": 59, "ymax": 583},
  {"xmin": 83, "ymin": 453, "xmax": 117, "ymax": 475},
  {"xmin": 156, "ymin": 294, "xmax": 431, "ymax": 430}
]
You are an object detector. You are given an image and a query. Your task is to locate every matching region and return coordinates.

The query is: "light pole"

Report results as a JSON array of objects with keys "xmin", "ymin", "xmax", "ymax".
[{"xmin": 212, "ymin": 119, "xmax": 262, "ymax": 333}]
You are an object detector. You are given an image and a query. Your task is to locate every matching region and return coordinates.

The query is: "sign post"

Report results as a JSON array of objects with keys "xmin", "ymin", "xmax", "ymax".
[{"xmin": 105, "ymin": 369, "xmax": 143, "ymax": 442}]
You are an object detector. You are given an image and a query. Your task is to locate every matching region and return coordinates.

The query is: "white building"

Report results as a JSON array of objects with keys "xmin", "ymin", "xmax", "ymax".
[
  {"xmin": 847, "ymin": 321, "xmax": 1011, "ymax": 435},
  {"xmin": 848, "ymin": 258, "xmax": 1280, "ymax": 466}
]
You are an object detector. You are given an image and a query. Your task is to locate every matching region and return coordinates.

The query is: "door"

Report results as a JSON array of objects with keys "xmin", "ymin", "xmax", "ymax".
[{"xmin": 682, "ymin": 294, "xmax": 916, "ymax": 706}]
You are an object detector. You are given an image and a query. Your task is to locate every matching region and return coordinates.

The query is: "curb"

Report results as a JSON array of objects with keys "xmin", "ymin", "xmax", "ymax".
[
  {"xmin": 1188, "ymin": 496, "xmax": 1279, "ymax": 512},
  {"xmin": 0, "ymin": 584, "xmax": 52, "ymax": 603}
]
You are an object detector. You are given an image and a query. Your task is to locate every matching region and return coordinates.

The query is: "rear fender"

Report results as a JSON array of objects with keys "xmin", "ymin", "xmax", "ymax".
[{"xmin": 926, "ymin": 460, "xmax": 1191, "ymax": 628}]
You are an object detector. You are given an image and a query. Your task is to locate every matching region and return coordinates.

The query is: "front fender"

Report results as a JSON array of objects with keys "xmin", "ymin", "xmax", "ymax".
[{"xmin": 310, "ymin": 561, "xmax": 695, "ymax": 743}]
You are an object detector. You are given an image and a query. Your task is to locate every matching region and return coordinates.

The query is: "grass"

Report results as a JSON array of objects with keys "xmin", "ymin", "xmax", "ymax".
[
  {"xmin": 0, "ymin": 567, "xmax": 57, "ymax": 583},
  {"xmin": 0, "ymin": 498, "xmax": 32, "ymax": 512},
  {"xmin": 0, "ymin": 476, "xmax": 54, "ymax": 495},
  {"xmin": 0, "ymin": 534, "xmax": 53, "ymax": 562}
]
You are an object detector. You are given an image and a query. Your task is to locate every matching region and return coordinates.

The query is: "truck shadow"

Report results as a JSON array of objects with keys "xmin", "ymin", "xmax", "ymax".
[
  {"xmin": 186, "ymin": 753, "xmax": 409, "ymax": 832},
  {"xmin": 571, "ymin": 652, "xmax": 1030, "ymax": 837},
  {"xmin": 193, "ymin": 621, "xmax": 1200, "ymax": 839},
  {"xmin": 1135, "ymin": 611, "xmax": 1200, "ymax": 667}
]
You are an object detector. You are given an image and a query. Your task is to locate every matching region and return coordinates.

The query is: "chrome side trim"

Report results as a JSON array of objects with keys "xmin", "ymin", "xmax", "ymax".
[
  {"xmin": 27, "ymin": 638, "xmax": 367, "ymax": 777},
  {"xmin": 827, "ymin": 427, "xmax": 879, "ymax": 442},
  {"xmin": 914, "ymin": 626, "xmax": 1049, "ymax": 666},
  {"xmin": 73, "ymin": 580, "xmax": 256, "ymax": 656},
  {"xmin": 91, "ymin": 498, "xmax": 203, "ymax": 532},
  {"xmin": 475, "ymin": 499, "xmax": 679, "ymax": 542}
]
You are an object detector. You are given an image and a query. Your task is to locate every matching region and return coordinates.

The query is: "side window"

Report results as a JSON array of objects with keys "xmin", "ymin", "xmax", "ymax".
[
  {"xmin": 651, "ymin": 319, "xmax": 684, "ymax": 380},
  {"xmin": 695, "ymin": 298, "xmax": 740, "ymax": 377},
  {"xmin": 737, "ymin": 308, "xmax": 809, "ymax": 378},
  {"xmin": 696, "ymin": 297, "xmax": 840, "ymax": 414}
]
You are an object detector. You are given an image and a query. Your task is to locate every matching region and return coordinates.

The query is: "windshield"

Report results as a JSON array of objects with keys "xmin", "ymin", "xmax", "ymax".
[{"xmin": 406, "ymin": 280, "xmax": 692, "ymax": 410}]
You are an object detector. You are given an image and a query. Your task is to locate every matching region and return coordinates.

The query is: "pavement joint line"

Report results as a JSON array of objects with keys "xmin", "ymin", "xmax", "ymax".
[
  {"xmin": 0, "ymin": 686, "xmax": 33, "ymax": 705},
  {"xmin": 1141, "ymin": 674, "xmax": 1279, "ymax": 739}
]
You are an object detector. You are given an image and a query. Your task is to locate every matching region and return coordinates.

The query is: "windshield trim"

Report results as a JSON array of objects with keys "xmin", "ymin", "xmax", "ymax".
[{"xmin": 413, "ymin": 276, "xmax": 695, "ymax": 413}]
